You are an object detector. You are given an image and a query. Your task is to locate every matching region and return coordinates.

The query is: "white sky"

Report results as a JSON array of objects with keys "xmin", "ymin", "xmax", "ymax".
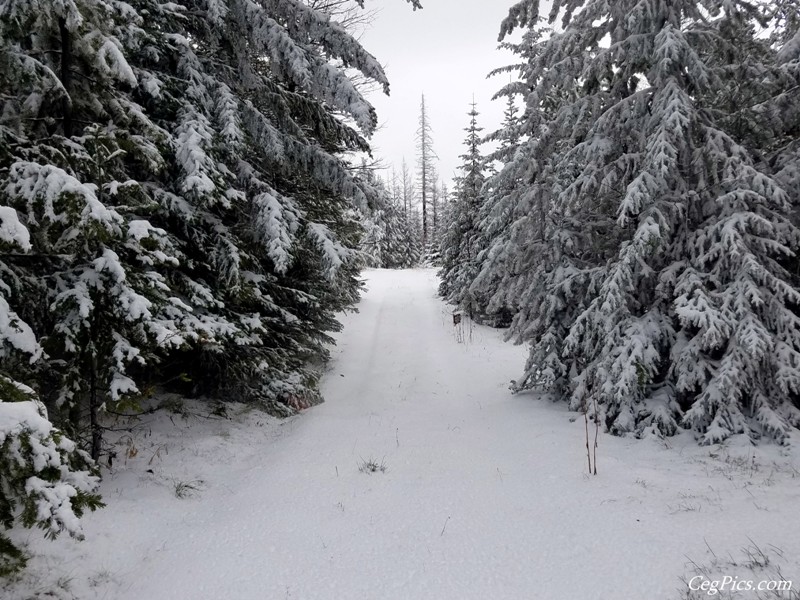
[{"xmin": 359, "ymin": 0, "xmax": 521, "ymax": 190}]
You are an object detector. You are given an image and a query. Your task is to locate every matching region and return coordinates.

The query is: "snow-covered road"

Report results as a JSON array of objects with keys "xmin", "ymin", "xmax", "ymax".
[{"xmin": 7, "ymin": 269, "xmax": 800, "ymax": 600}]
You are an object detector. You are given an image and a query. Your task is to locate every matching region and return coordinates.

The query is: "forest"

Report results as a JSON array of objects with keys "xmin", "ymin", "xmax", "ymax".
[{"xmin": 1, "ymin": 0, "xmax": 800, "ymax": 591}]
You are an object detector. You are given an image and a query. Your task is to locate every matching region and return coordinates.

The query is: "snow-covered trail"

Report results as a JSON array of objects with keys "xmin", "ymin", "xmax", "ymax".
[
  {"xmin": 167, "ymin": 268, "xmax": 567, "ymax": 599},
  {"xmin": 8, "ymin": 269, "xmax": 800, "ymax": 600}
]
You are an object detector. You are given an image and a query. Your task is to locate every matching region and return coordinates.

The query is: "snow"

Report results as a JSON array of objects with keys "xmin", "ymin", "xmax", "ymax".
[
  {"xmin": 0, "ymin": 206, "xmax": 31, "ymax": 250},
  {"xmin": 5, "ymin": 162, "xmax": 122, "ymax": 232},
  {"xmin": 0, "ymin": 295, "xmax": 42, "ymax": 360},
  {"xmin": 1, "ymin": 399, "xmax": 99, "ymax": 542},
  {"xmin": 253, "ymin": 190, "xmax": 299, "ymax": 274},
  {"xmin": 4, "ymin": 269, "xmax": 799, "ymax": 599},
  {"xmin": 175, "ymin": 109, "xmax": 219, "ymax": 199},
  {"xmin": 0, "ymin": 400, "xmax": 50, "ymax": 439},
  {"xmin": 95, "ymin": 38, "xmax": 137, "ymax": 86},
  {"xmin": 307, "ymin": 222, "xmax": 347, "ymax": 280},
  {"xmin": 127, "ymin": 219, "xmax": 160, "ymax": 241}
]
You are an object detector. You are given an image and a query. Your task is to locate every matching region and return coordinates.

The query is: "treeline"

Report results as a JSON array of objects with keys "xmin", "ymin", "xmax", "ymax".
[
  {"xmin": 440, "ymin": 0, "xmax": 800, "ymax": 446},
  {"xmin": 358, "ymin": 94, "xmax": 451, "ymax": 269},
  {"xmin": 0, "ymin": 0, "xmax": 419, "ymax": 572}
]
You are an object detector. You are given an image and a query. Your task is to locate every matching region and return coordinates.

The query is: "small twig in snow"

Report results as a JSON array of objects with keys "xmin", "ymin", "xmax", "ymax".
[
  {"xmin": 440, "ymin": 516, "xmax": 451, "ymax": 537},
  {"xmin": 704, "ymin": 538, "xmax": 717, "ymax": 559}
]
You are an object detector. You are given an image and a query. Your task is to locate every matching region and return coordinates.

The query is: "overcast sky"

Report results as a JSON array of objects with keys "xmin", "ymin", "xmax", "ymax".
[{"xmin": 359, "ymin": 0, "xmax": 521, "ymax": 190}]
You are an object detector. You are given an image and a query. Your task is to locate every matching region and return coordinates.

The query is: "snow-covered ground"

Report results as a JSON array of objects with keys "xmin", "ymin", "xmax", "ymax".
[{"xmin": 5, "ymin": 269, "xmax": 800, "ymax": 600}]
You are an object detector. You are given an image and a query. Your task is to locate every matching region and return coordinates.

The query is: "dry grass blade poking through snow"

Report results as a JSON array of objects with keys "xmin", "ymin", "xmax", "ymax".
[
  {"xmin": 678, "ymin": 540, "xmax": 798, "ymax": 599},
  {"xmin": 358, "ymin": 457, "xmax": 387, "ymax": 474}
]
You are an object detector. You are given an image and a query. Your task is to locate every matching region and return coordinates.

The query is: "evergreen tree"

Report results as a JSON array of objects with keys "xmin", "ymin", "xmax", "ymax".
[
  {"xmin": 376, "ymin": 168, "xmax": 411, "ymax": 268},
  {"xmin": 400, "ymin": 159, "xmax": 422, "ymax": 265},
  {"xmin": 356, "ymin": 165, "xmax": 417, "ymax": 269},
  {"xmin": 469, "ymin": 94, "xmax": 524, "ymax": 326},
  {"xmin": 0, "ymin": 0, "xmax": 423, "ymax": 569},
  {"xmin": 359, "ymin": 207, "xmax": 387, "ymax": 268},
  {"xmin": 383, "ymin": 170, "xmax": 417, "ymax": 268},
  {"xmin": 0, "ymin": 392, "xmax": 103, "ymax": 575},
  {"xmin": 0, "ymin": 0, "xmax": 193, "ymax": 458},
  {"xmin": 439, "ymin": 102, "xmax": 487, "ymax": 313},
  {"xmin": 425, "ymin": 172, "xmax": 443, "ymax": 266},
  {"xmin": 0, "ymin": 0, "xmax": 425, "ymax": 455},
  {"xmin": 490, "ymin": 0, "xmax": 800, "ymax": 444},
  {"xmin": 381, "ymin": 199, "xmax": 413, "ymax": 268},
  {"xmin": 130, "ymin": 0, "xmax": 408, "ymax": 413}
]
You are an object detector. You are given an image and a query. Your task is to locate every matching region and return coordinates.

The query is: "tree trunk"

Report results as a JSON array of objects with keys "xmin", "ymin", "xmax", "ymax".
[{"xmin": 421, "ymin": 160, "xmax": 427, "ymax": 251}]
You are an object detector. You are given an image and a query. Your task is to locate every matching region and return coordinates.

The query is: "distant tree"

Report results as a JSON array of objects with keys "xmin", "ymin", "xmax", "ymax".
[
  {"xmin": 439, "ymin": 102, "xmax": 488, "ymax": 311},
  {"xmin": 470, "ymin": 94, "xmax": 524, "ymax": 326},
  {"xmin": 401, "ymin": 159, "xmax": 414, "ymax": 220},
  {"xmin": 416, "ymin": 94, "xmax": 438, "ymax": 255},
  {"xmin": 426, "ymin": 170, "xmax": 443, "ymax": 266},
  {"xmin": 399, "ymin": 159, "xmax": 422, "ymax": 263}
]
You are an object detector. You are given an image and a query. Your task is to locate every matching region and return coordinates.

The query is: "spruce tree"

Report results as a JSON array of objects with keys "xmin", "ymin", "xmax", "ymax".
[
  {"xmin": 439, "ymin": 102, "xmax": 487, "ymax": 314},
  {"xmin": 493, "ymin": 0, "xmax": 800, "ymax": 444},
  {"xmin": 385, "ymin": 167, "xmax": 417, "ymax": 268},
  {"xmin": 469, "ymin": 95, "xmax": 523, "ymax": 326},
  {"xmin": 426, "ymin": 173, "xmax": 443, "ymax": 266},
  {"xmin": 0, "ymin": 0, "xmax": 424, "ymax": 569},
  {"xmin": 400, "ymin": 159, "xmax": 422, "ymax": 265},
  {"xmin": 1, "ymin": 0, "xmax": 427, "ymax": 446},
  {"xmin": 143, "ymin": 0, "xmax": 403, "ymax": 411},
  {"xmin": 0, "ymin": 0, "xmax": 193, "ymax": 457}
]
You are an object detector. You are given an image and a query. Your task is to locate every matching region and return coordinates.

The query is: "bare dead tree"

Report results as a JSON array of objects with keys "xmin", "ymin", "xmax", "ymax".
[{"xmin": 415, "ymin": 94, "xmax": 438, "ymax": 252}]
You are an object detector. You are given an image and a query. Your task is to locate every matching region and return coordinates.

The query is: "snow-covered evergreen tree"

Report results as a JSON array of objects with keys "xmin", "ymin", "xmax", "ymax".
[
  {"xmin": 355, "ymin": 166, "xmax": 404, "ymax": 269},
  {"xmin": 491, "ymin": 0, "xmax": 800, "ymax": 444},
  {"xmin": 439, "ymin": 102, "xmax": 488, "ymax": 314},
  {"xmin": 379, "ymin": 202, "xmax": 408, "ymax": 269},
  {"xmin": 399, "ymin": 160, "xmax": 422, "ymax": 266},
  {"xmin": 469, "ymin": 95, "xmax": 524, "ymax": 327},
  {"xmin": 134, "ymin": 0, "xmax": 401, "ymax": 411},
  {"xmin": 356, "ymin": 168, "xmax": 421, "ymax": 270},
  {"xmin": 0, "ymin": 0, "xmax": 425, "ymax": 571},
  {"xmin": 425, "ymin": 175, "xmax": 444, "ymax": 267},
  {"xmin": 0, "ymin": 0, "xmax": 194, "ymax": 457},
  {"xmin": 359, "ymin": 208, "xmax": 387, "ymax": 268},
  {"xmin": 0, "ymin": 0, "xmax": 424, "ymax": 460},
  {"xmin": 0, "ymin": 392, "xmax": 102, "ymax": 574}
]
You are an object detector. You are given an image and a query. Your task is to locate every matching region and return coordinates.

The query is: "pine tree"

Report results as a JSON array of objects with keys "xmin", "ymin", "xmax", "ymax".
[
  {"xmin": 492, "ymin": 0, "xmax": 800, "ymax": 444},
  {"xmin": 383, "ymin": 170, "xmax": 417, "ymax": 269},
  {"xmin": 359, "ymin": 207, "xmax": 387, "ymax": 268},
  {"xmin": 1, "ymin": 0, "xmax": 426, "ymax": 451},
  {"xmin": 469, "ymin": 94, "xmax": 524, "ymax": 326},
  {"xmin": 0, "ymin": 0, "xmax": 194, "ymax": 458},
  {"xmin": 0, "ymin": 0, "xmax": 423, "ymax": 569},
  {"xmin": 0, "ymin": 391, "xmax": 103, "ymax": 575},
  {"xmin": 400, "ymin": 159, "xmax": 422, "ymax": 264},
  {"xmin": 151, "ymin": 0, "xmax": 399, "ymax": 412},
  {"xmin": 356, "ymin": 165, "xmax": 400, "ymax": 269},
  {"xmin": 378, "ymin": 167, "xmax": 413, "ymax": 268},
  {"xmin": 439, "ymin": 102, "xmax": 487, "ymax": 313},
  {"xmin": 426, "ymin": 172, "xmax": 443, "ymax": 266}
]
